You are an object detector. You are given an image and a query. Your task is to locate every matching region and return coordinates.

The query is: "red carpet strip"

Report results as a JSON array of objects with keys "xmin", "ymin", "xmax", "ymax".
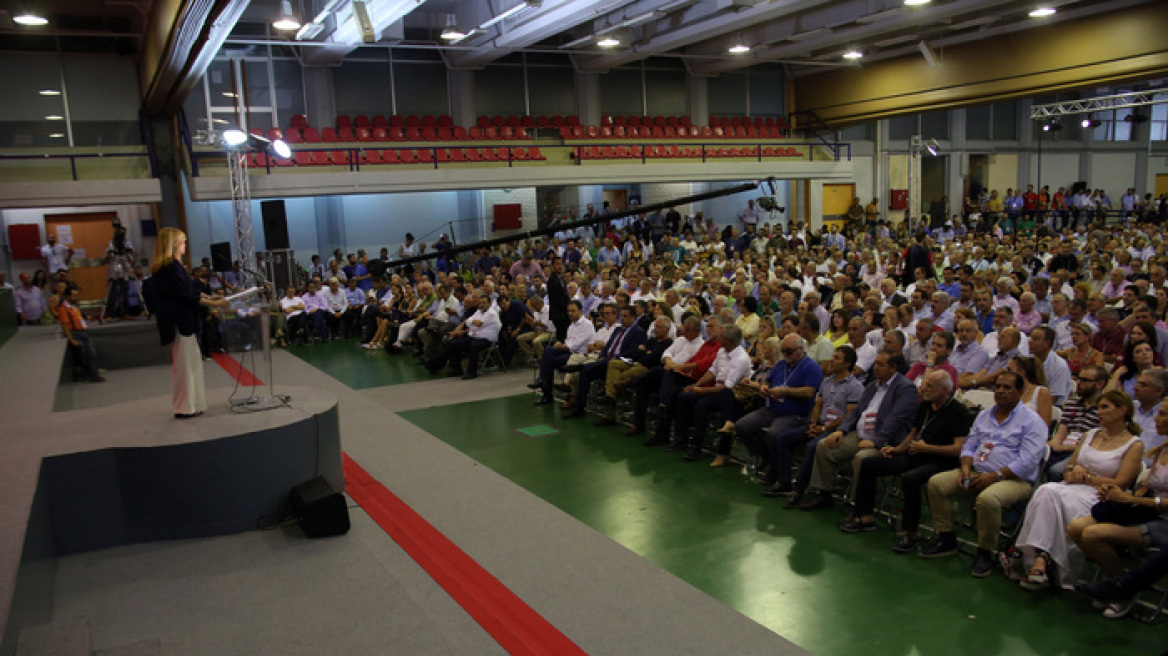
[
  {"xmin": 342, "ymin": 453, "xmax": 589, "ymax": 656},
  {"xmin": 212, "ymin": 353, "xmax": 264, "ymax": 386}
]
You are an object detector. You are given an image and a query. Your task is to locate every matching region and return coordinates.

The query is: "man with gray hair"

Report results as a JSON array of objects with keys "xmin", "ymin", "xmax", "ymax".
[
  {"xmin": 841, "ymin": 370, "xmax": 973, "ymax": 553},
  {"xmin": 1090, "ymin": 307, "xmax": 1126, "ymax": 364},
  {"xmin": 1133, "ymin": 369, "xmax": 1168, "ymax": 459},
  {"xmin": 673, "ymin": 324, "xmax": 753, "ymax": 463},
  {"xmin": 734, "ymin": 333, "xmax": 824, "ymax": 471},
  {"xmin": 961, "ymin": 327, "xmax": 1023, "ymax": 390}
]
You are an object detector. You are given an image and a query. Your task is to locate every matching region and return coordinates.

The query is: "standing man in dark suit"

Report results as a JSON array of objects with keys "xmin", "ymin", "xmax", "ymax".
[
  {"xmin": 547, "ymin": 255, "xmax": 570, "ymax": 342},
  {"xmin": 795, "ymin": 351, "xmax": 921, "ymax": 510},
  {"xmin": 563, "ymin": 306, "xmax": 647, "ymax": 419},
  {"xmin": 902, "ymin": 231, "xmax": 934, "ymax": 287}
]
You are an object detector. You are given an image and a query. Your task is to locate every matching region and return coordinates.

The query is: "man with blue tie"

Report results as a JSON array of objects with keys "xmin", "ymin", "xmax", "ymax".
[{"xmin": 563, "ymin": 306, "xmax": 647, "ymax": 419}]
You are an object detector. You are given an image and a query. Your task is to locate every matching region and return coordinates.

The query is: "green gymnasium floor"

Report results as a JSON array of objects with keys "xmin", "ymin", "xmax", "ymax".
[{"xmin": 288, "ymin": 342, "xmax": 1168, "ymax": 656}]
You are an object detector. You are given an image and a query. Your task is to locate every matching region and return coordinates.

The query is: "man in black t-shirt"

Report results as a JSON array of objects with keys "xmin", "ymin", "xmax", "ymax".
[{"xmin": 839, "ymin": 370, "xmax": 973, "ymax": 555}]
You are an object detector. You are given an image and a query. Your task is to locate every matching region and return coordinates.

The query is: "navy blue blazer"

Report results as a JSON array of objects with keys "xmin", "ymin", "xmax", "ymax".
[
  {"xmin": 602, "ymin": 324, "xmax": 648, "ymax": 361},
  {"xmin": 148, "ymin": 261, "xmax": 203, "ymax": 346},
  {"xmin": 839, "ymin": 372, "xmax": 920, "ymax": 448}
]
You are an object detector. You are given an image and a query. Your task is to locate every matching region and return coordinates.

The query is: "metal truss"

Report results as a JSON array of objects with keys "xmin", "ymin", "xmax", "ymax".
[
  {"xmin": 1030, "ymin": 89, "xmax": 1168, "ymax": 119},
  {"xmin": 226, "ymin": 150, "xmax": 257, "ymax": 290}
]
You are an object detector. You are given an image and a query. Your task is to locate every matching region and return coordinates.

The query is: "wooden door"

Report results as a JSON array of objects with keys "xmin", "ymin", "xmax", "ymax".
[
  {"xmin": 1155, "ymin": 174, "xmax": 1168, "ymax": 198},
  {"xmin": 822, "ymin": 182, "xmax": 855, "ymax": 230},
  {"xmin": 45, "ymin": 212, "xmax": 118, "ymax": 304},
  {"xmin": 603, "ymin": 189, "xmax": 628, "ymax": 213}
]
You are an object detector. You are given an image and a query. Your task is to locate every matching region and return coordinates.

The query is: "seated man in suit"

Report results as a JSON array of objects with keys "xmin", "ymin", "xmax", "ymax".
[
  {"xmin": 792, "ymin": 351, "xmax": 920, "ymax": 511},
  {"xmin": 425, "ymin": 294, "xmax": 500, "ymax": 380},
  {"xmin": 564, "ymin": 305, "xmax": 647, "ymax": 419},
  {"xmin": 920, "ymin": 371, "xmax": 1048, "ymax": 577},
  {"xmin": 532, "ymin": 300, "xmax": 595, "ymax": 405},
  {"xmin": 839, "ymin": 371, "xmax": 972, "ymax": 555},
  {"xmin": 628, "ymin": 316, "xmax": 703, "ymax": 439},
  {"xmin": 592, "ymin": 316, "xmax": 673, "ymax": 427},
  {"xmin": 673, "ymin": 324, "xmax": 753, "ymax": 463}
]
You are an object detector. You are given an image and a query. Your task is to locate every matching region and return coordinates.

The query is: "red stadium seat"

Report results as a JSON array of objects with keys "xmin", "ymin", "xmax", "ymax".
[
  {"xmin": 311, "ymin": 151, "xmax": 330, "ymax": 166},
  {"xmin": 365, "ymin": 150, "xmax": 384, "ymax": 164},
  {"xmin": 290, "ymin": 114, "xmax": 308, "ymax": 129},
  {"xmin": 501, "ymin": 126, "xmax": 515, "ymax": 139},
  {"xmin": 436, "ymin": 149, "xmax": 451, "ymax": 162},
  {"xmin": 329, "ymin": 150, "xmax": 351, "ymax": 165},
  {"xmin": 466, "ymin": 148, "xmax": 482, "ymax": 162},
  {"xmin": 383, "ymin": 149, "xmax": 401, "ymax": 164},
  {"xmin": 746, "ymin": 126, "xmax": 758, "ymax": 138},
  {"xmin": 552, "ymin": 115, "xmax": 565, "ymax": 128},
  {"xmin": 421, "ymin": 115, "xmax": 437, "ymax": 128},
  {"xmin": 484, "ymin": 127, "xmax": 501, "ymax": 140},
  {"xmin": 600, "ymin": 126, "xmax": 613, "ymax": 138},
  {"xmin": 354, "ymin": 115, "xmax": 371, "ymax": 128},
  {"xmin": 476, "ymin": 116, "xmax": 490, "ymax": 128},
  {"xmin": 666, "ymin": 117, "xmax": 679, "ymax": 128},
  {"xmin": 405, "ymin": 127, "xmax": 422, "ymax": 141},
  {"xmin": 481, "ymin": 148, "xmax": 497, "ymax": 162},
  {"xmin": 371, "ymin": 127, "xmax": 389, "ymax": 142},
  {"xmin": 417, "ymin": 149, "xmax": 433, "ymax": 163},
  {"xmin": 336, "ymin": 115, "xmax": 352, "ymax": 128},
  {"xmin": 321, "ymin": 127, "xmax": 338, "ymax": 142},
  {"xmin": 388, "ymin": 127, "xmax": 405, "ymax": 142},
  {"xmin": 284, "ymin": 127, "xmax": 303, "ymax": 143},
  {"xmin": 249, "ymin": 127, "xmax": 263, "ymax": 138},
  {"xmin": 566, "ymin": 115, "xmax": 580, "ymax": 127},
  {"xmin": 513, "ymin": 147, "xmax": 530, "ymax": 161},
  {"xmin": 516, "ymin": 127, "xmax": 530, "ymax": 140},
  {"xmin": 522, "ymin": 115, "xmax": 536, "ymax": 129},
  {"xmin": 437, "ymin": 127, "xmax": 454, "ymax": 140},
  {"xmin": 712, "ymin": 126, "xmax": 724, "ymax": 138},
  {"xmin": 400, "ymin": 149, "xmax": 417, "ymax": 163},
  {"xmin": 708, "ymin": 116, "xmax": 719, "ymax": 128},
  {"xmin": 559, "ymin": 126, "xmax": 572, "ymax": 140},
  {"xmin": 507, "ymin": 115, "xmax": 522, "ymax": 128},
  {"xmin": 586, "ymin": 125, "xmax": 599, "ymax": 138},
  {"xmin": 267, "ymin": 128, "xmax": 284, "ymax": 141},
  {"xmin": 356, "ymin": 128, "xmax": 373, "ymax": 142},
  {"xmin": 651, "ymin": 126, "xmax": 665, "ymax": 138},
  {"xmin": 294, "ymin": 152, "xmax": 312, "ymax": 166},
  {"xmin": 613, "ymin": 115, "xmax": 627, "ymax": 126},
  {"xmin": 491, "ymin": 115, "xmax": 505, "ymax": 128},
  {"xmin": 599, "ymin": 145, "xmax": 615, "ymax": 159},
  {"xmin": 372, "ymin": 115, "xmax": 388, "ymax": 128},
  {"xmin": 528, "ymin": 147, "xmax": 545, "ymax": 161},
  {"xmin": 680, "ymin": 116, "xmax": 692, "ymax": 128},
  {"xmin": 628, "ymin": 116, "xmax": 641, "ymax": 128},
  {"xmin": 421, "ymin": 127, "xmax": 438, "ymax": 140},
  {"xmin": 452, "ymin": 126, "xmax": 468, "ymax": 140},
  {"xmin": 438, "ymin": 114, "xmax": 453, "ymax": 127},
  {"xmin": 663, "ymin": 126, "xmax": 677, "ymax": 138},
  {"xmin": 337, "ymin": 127, "xmax": 357, "ymax": 142},
  {"xmin": 389, "ymin": 115, "xmax": 405, "ymax": 128},
  {"xmin": 614, "ymin": 146, "xmax": 629, "ymax": 158},
  {"xmin": 600, "ymin": 115, "xmax": 613, "ymax": 127},
  {"xmin": 698, "ymin": 126, "xmax": 712, "ymax": 139},
  {"xmin": 496, "ymin": 147, "xmax": 511, "ymax": 161},
  {"xmin": 451, "ymin": 148, "xmax": 467, "ymax": 161},
  {"xmin": 537, "ymin": 116, "xmax": 552, "ymax": 129},
  {"xmin": 469, "ymin": 126, "xmax": 484, "ymax": 140},
  {"xmin": 762, "ymin": 147, "xmax": 776, "ymax": 157}
]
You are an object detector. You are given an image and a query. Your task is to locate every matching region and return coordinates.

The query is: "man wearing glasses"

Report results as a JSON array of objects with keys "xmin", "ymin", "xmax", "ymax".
[
  {"xmin": 920, "ymin": 371, "xmax": 1047, "ymax": 578},
  {"xmin": 1044, "ymin": 365, "xmax": 1107, "ymax": 481}
]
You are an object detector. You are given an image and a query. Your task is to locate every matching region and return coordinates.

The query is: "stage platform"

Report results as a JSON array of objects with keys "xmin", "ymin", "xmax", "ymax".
[{"xmin": 0, "ymin": 326, "xmax": 342, "ymax": 656}]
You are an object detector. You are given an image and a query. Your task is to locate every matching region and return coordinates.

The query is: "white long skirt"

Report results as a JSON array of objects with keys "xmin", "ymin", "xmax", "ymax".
[
  {"xmin": 1016, "ymin": 482, "xmax": 1098, "ymax": 589},
  {"xmin": 172, "ymin": 333, "xmax": 206, "ymax": 415}
]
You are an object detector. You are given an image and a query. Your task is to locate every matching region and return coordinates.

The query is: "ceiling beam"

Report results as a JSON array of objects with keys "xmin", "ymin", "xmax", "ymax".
[
  {"xmin": 141, "ymin": 0, "xmax": 250, "ymax": 115},
  {"xmin": 570, "ymin": 0, "xmax": 833, "ymax": 73}
]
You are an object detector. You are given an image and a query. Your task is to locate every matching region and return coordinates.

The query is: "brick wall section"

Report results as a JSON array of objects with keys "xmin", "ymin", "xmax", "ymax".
[
  {"xmin": 483, "ymin": 187, "xmax": 538, "ymax": 237},
  {"xmin": 639, "ymin": 182, "xmax": 695, "ymax": 215}
]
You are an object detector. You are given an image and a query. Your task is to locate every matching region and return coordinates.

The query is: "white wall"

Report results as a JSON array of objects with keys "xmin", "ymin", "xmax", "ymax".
[
  {"xmin": 1036, "ymin": 151, "xmax": 1081, "ymax": 192},
  {"xmin": 1090, "ymin": 151, "xmax": 1138, "ymax": 197},
  {"xmin": 482, "ymin": 187, "xmax": 538, "ymax": 239}
]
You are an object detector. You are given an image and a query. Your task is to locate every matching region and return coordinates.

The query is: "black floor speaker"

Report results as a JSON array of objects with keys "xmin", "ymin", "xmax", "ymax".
[{"xmin": 289, "ymin": 476, "xmax": 350, "ymax": 538}]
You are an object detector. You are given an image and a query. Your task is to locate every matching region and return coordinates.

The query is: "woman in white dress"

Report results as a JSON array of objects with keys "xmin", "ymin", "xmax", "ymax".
[{"xmin": 1015, "ymin": 390, "xmax": 1145, "ymax": 590}]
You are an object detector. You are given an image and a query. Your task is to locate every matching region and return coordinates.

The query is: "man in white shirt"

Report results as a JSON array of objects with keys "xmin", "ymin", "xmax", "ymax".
[
  {"xmin": 279, "ymin": 286, "xmax": 307, "ymax": 344},
  {"xmin": 673, "ymin": 325, "xmax": 753, "ymax": 461},
  {"xmin": 41, "ymin": 234, "xmax": 73, "ymax": 275},
  {"xmin": 321, "ymin": 277, "xmax": 349, "ymax": 341},
  {"xmin": 846, "ymin": 317, "xmax": 879, "ymax": 375},
  {"xmin": 426, "ymin": 295, "xmax": 501, "ymax": 380},
  {"xmin": 533, "ymin": 300, "xmax": 595, "ymax": 404},
  {"xmin": 14, "ymin": 273, "xmax": 47, "ymax": 324}
]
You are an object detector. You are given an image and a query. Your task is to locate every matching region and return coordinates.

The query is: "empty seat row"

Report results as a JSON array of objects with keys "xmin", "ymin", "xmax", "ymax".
[
  {"xmin": 558, "ymin": 124, "xmax": 789, "ymax": 140},
  {"xmin": 709, "ymin": 115, "xmax": 790, "ymax": 131},
  {"xmin": 247, "ymin": 147, "xmax": 546, "ymax": 168},
  {"xmin": 275, "ymin": 125, "xmax": 531, "ymax": 144},
  {"xmin": 574, "ymin": 145, "xmax": 804, "ymax": 160},
  {"xmin": 599, "ymin": 115, "xmax": 693, "ymax": 129},
  {"xmin": 476, "ymin": 115, "xmax": 581, "ymax": 130},
  {"xmin": 290, "ymin": 114, "xmax": 456, "ymax": 130}
]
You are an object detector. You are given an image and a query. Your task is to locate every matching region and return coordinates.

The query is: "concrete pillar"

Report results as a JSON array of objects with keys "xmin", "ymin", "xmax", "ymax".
[
  {"xmin": 145, "ymin": 115, "xmax": 184, "ymax": 234},
  {"xmin": 575, "ymin": 72, "xmax": 601, "ymax": 126},
  {"xmin": 687, "ymin": 74, "xmax": 708, "ymax": 129},
  {"xmin": 314, "ymin": 196, "xmax": 345, "ymax": 259},
  {"xmin": 447, "ymin": 69, "xmax": 476, "ymax": 129},
  {"xmin": 303, "ymin": 67, "xmax": 336, "ymax": 130},
  {"xmin": 948, "ymin": 109, "xmax": 967, "ymax": 212}
]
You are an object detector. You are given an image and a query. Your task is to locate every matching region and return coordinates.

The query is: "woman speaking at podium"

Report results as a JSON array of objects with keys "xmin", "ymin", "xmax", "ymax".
[{"xmin": 148, "ymin": 228, "xmax": 228, "ymax": 418}]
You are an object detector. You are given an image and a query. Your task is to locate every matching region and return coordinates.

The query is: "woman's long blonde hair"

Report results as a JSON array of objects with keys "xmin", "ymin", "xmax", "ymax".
[{"xmin": 151, "ymin": 227, "xmax": 186, "ymax": 274}]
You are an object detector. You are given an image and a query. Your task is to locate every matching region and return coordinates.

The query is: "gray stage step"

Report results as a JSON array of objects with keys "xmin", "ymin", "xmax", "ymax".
[{"xmin": 16, "ymin": 617, "xmax": 91, "ymax": 656}]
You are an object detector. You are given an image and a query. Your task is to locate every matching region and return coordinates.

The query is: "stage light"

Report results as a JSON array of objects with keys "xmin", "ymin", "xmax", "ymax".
[
  {"xmin": 222, "ymin": 130, "xmax": 248, "ymax": 147},
  {"xmin": 1081, "ymin": 118, "xmax": 1102, "ymax": 129},
  {"xmin": 14, "ymin": 11, "xmax": 48, "ymax": 26},
  {"xmin": 271, "ymin": 139, "xmax": 291, "ymax": 159},
  {"xmin": 1042, "ymin": 120, "xmax": 1062, "ymax": 132},
  {"xmin": 843, "ymin": 49, "xmax": 864, "ymax": 60},
  {"xmin": 440, "ymin": 14, "xmax": 467, "ymax": 40}
]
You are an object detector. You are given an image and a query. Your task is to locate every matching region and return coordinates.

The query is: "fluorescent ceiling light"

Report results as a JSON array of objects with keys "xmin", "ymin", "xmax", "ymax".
[
  {"xmin": 296, "ymin": 22, "xmax": 325, "ymax": 40},
  {"xmin": 273, "ymin": 1, "xmax": 301, "ymax": 31},
  {"xmin": 222, "ymin": 92, "xmax": 237, "ymax": 98},
  {"xmin": 480, "ymin": 1, "xmax": 538, "ymax": 30},
  {"xmin": 598, "ymin": 36, "xmax": 620, "ymax": 48},
  {"xmin": 904, "ymin": 0, "xmax": 931, "ymax": 6},
  {"xmin": 1029, "ymin": 7, "xmax": 1056, "ymax": 18},
  {"xmin": 38, "ymin": 89, "xmax": 61, "ymax": 96},
  {"xmin": 49, "ymin": 133, "xmax": 64, "ymax": 138},
  {"xmin": 842, "ymin": 49, "xmax": 864, "ymax": 60},
  {"xmin": 45, "ymin": 115, "xmax": 64, "ymax": 120},
  {"xmin": 440, "ymin": 13, "xmax": 466, "ymax": 40},
  {"xmin": 729, "ymin": 43, "xmax": 750, "ymax": 54},
  {"xmin": 14, "ymin": 11, "xmax": 48, "ymax": 26}
]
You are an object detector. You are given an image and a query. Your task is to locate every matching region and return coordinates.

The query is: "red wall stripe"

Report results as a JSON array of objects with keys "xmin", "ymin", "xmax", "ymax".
[
  {"xmin": 212, "ymin": 353, "xmax": 264, "ymax": 386},
  {"xmin": 342, "ymin": 454, "xmax": 589, "ymax": 656}
]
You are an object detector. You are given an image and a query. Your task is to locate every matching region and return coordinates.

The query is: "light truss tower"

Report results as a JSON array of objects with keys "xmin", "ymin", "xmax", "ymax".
[
  {"xmin": 227, "ymin": 149, "xmax": 258, "ymax": 289},
  {"xmin": 908, "ymin": 135, "xmax": 923, "ymax": 229},
  {"xmin": 1030, "ymin": 88, "xmax": 1168, "ymax": 119}
]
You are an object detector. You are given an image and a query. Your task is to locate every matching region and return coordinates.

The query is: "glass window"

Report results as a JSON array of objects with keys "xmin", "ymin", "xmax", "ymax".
[
  {"xmin": 991, "ymin": 100, "xmax": 1017, "ymax": 140},
  {"xmin": 272, "ymin": 59, "xmax": 305, "ymax": 124},
  {"xmin": 528, "ymin": 65, "xmax": 575, "ymax": 117},
  {"xmin": 600, "ymin": 67, "xmax": 643, "ymax": 117},
  {"xmin": 335, "ymin": 60, "xmax": 393, "ymax": 117},
  {"xmin": 707, "ymin": 71, "xmax": 747, "ymax": 117},
  {"xmin": 62, "ymin": 55, "xmax": 142, "ymax": 146},
  {"xmin": 475, "ymin": 64, "xmax": 525, "ymax": 117},
  {"xmin": 920, "ymin": 110, "xmax": 949, "ymax": 139},
  {"xmin": 206, "ymin": 60, "xmax": 236, "ymax": 109},
  {"xmin": 243, "ymin": 60, "xmax": 271, "ymax": 108},
  {"xmin": 0, "ymin": 53, "xmax": 68, "ymax": 147},
  {"xmin": 888, "ymin": 114, "xmax": 916, "ymax": 140},
  {"xmin": 1113, "ymin": 107, "xmax": 1132, "ymax": 141},
  {"xmin": 1151, "ymin": 101, "xmax": 1167, "ymax": 141},
  {"xmin": 966, "ymin": 105, "xmax": 991, "ymax": 140}
]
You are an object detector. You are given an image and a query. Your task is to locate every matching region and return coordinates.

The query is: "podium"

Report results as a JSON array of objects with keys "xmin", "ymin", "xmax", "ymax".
[{"xmin": 221, "ymin": 286, "xmax": 286, "ymax": 410}]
